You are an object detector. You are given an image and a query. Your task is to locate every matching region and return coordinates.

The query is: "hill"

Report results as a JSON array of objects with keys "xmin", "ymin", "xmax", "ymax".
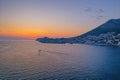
[{"xmin": 36, "ymin": 19, "xmax": 120, "ymax": 46}]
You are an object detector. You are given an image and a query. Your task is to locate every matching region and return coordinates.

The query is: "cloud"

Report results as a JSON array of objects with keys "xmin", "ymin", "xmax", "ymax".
[
  {"xmin": 83, "ymin": 7, "xmax": 105, "ymax": 20},
  {"xmin": 96, "ymin": 15, "xmax": 104, "ymax": 20},
  {"xmin": 84, "ymin": 7, "xmax": 92, "ymax": 12},
  {"xmin": 84, "ymin": 7, "xmax": 104, "ymax": 14},
  {"xmin": 97, "ymin": 9, "xmax": 104, "ymax": 13}
]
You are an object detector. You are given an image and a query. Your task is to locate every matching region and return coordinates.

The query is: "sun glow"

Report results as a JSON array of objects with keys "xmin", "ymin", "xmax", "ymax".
[
  {"xmin": 1, "ymin": 0, "xmax": 119, "ymax": 39},
  {"xmin": 0, "ymin": 19, "xmax": 87, "ymax": 39}
]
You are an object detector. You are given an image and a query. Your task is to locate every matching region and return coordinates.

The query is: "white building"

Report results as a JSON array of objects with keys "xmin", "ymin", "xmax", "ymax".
[{"xmin": 118, "ymin": 42, "xmax": 120, "ymax": 46}]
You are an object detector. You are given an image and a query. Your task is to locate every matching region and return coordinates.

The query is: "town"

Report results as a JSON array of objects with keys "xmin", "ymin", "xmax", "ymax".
[{"xmin": 80, "ymin": 32, "xmax": 120, "ymax": 46}]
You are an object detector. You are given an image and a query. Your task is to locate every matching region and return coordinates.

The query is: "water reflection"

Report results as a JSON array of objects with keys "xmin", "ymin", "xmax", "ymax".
[
  {"xmin": 0, "ymin": 40, "xmax": 120, "ymax": 80},
  {"xmin": 38, "ymin": 49, "xmax": 41, "ymax": 56}
]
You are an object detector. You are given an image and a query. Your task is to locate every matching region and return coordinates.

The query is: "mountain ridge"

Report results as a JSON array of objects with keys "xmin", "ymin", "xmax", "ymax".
[
  {"xmin": 75, "ymin": 19, "xmax": 120, "ymax": 38},
  {"xmin": 36, "ymin": 19, "xmax": 120, "ymax": 46}
]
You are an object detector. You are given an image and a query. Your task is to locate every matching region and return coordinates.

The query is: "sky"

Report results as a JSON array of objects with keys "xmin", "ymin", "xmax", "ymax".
[{"xmin": 0, "ymin": 0, "xmax": 120, "ymax": 39}]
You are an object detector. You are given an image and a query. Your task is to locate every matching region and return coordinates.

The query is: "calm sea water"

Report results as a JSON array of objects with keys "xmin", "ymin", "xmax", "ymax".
[{"xmin": 0, "ymin": 40, "xmax": 120, "ymax": 80}]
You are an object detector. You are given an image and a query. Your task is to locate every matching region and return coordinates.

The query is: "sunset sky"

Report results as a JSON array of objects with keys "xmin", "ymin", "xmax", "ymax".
[{"xmin": 0, "ymin": 0, "xmax": 120, "ymax": 39}]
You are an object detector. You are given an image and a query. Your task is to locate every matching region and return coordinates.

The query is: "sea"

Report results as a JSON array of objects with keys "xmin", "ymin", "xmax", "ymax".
[{"xmin": 0, "ymin": 40, "xmax": 120, "ymax": 80}]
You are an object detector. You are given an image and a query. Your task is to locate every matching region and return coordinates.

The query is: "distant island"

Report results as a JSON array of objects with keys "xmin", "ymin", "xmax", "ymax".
[{"xmin": 36, "ymin": 19, "xmax": 120, "ymax": 47}]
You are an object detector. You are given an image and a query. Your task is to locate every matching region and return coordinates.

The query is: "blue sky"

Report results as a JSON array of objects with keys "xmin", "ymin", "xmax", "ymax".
[{"xmin": 0, "ymin": 0, "xmax": 120, "ymax": 38}]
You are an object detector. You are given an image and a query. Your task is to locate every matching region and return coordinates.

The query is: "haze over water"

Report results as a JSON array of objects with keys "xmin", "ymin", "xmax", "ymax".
[{"xmin": 0, "ymin": 40, "xmax": 120, "ymax": 80}]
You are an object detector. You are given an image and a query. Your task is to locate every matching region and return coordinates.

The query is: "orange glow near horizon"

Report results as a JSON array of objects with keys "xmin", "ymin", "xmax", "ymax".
[
  {"xmin": 0, "ymin": 20, "xmax": 88, "ymax": 39},
  {"xmin": 0, "ymin": 0, "xmax": 120, "ymax": 40},
  {"xmin": 0, "ymin": 16, "xmax": 95, "ymax": 39},
  {"xmin": 0, "ymin": 27, "xmax": 86, "ymax": 39}
]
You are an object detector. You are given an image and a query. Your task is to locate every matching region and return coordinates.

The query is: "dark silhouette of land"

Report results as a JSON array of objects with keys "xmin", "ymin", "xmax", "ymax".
[{"xmin": 36, "ymin": 19, "xmax": 120, "ymax": 46}]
